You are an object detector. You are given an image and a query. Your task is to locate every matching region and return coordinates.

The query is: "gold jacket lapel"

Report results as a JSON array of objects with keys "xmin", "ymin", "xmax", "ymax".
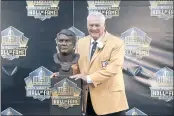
[
  {"xmin": 85, "ymin": 36, "xmax": 91, "ymax": 68},
  {"xmin": 88, "ymin": 32, "xmax": 109, "ymax": 69}
]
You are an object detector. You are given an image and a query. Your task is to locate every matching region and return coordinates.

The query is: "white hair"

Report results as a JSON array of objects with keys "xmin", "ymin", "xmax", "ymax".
[{"xmin": 87, "ymin": 11, "xmax": 106, "ymax": 25}]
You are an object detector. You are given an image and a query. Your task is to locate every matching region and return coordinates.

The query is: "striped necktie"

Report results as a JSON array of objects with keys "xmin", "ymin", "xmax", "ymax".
[{"xmin": 90, "ymin": 41, "xmax": 98, "ymax": 60}]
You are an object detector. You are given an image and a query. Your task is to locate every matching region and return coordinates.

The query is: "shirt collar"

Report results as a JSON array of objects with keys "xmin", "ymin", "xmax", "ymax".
[{"xmin": 90, "ymin": 34, "xmax": 105, "ymax": 45}]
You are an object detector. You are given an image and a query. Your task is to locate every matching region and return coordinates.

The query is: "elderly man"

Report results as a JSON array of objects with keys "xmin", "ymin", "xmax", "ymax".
[{"xmin": 70, "ymin": 12, "xmax": 129, "ymax": 116}]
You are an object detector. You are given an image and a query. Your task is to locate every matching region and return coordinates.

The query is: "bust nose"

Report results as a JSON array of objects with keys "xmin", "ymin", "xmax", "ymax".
[{"xmin": 62, "ymin": 41, "xmax": 67, "ymax": 45}]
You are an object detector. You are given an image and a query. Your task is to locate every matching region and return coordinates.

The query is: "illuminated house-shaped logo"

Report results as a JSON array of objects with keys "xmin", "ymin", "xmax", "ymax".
[
  {"xmin": 68, "ymin": 26, "xmax": 85, "ymax": 40},
  {"xmin": 1, "ymin": 107, "xmax": 22, "ymax": 116},
  {"xmin": 1, "ymin": 26, "xmax": 29, "ymax": 60},
  {"xmin": 51, "ymin": 78, "xmax": 81, "ymax": 109},
  {"xmin": 26, "ymin": 0, "xmax": 60, "ymax": 21},
  {"xmin": 126, "ymin": 107, "xmax": 147, "ymax": 115},
  {"xmin": 87, "ymin": 0, "xmax": 121, "ymax": 19},
  {"xmin": 120, "ymin": 27, "xmax": 152, "ymax": 59},
  {"xmin": 149, "ymin": 0, "xmax": 173, "ymax": 20},
  {"xmin": 24, "ymin": 66, "xmax": 53, "ymax": 101},
  {"xmin": 149, "ymin": 66, "xmax": 173, "ymax": 102}
]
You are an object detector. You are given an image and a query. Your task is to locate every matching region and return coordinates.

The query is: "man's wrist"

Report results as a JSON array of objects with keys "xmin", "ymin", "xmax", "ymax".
[{"xmin": 86, "ymin": 75, "xmax": 93, "ymax": 83}]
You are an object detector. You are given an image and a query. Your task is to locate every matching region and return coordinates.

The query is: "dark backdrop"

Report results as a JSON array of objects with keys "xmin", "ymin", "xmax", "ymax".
[{"xmin": 1, "ymin": 0, "xmax": 173, "ymax": 115}]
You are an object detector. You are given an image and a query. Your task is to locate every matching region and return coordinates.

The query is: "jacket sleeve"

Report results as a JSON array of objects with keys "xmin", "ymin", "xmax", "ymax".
[
  {"xmin": 75, "ymin": 41, "xmax": 79, "ymax": 54},
  {"xmin": 73, "ymin": 40, "xmax": 81, "ymax": 74},
  {"xmin": 89, "ymin": 42, "xmax": 125, "ymax": 87}
]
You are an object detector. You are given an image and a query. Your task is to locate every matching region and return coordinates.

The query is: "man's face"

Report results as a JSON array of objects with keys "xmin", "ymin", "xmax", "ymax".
[
  {"xmin": 87, "ymin": 16, "xmax": 105, "ymax": 40},
  {"xmin": 57, "ymin": 34, "xmax": 74, "ymax": 54}
]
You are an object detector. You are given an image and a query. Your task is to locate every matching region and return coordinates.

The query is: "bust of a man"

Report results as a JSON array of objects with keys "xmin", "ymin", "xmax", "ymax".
[{"xmin": 53, "ymin": 29, "xmax": 80, "ymax": 74}]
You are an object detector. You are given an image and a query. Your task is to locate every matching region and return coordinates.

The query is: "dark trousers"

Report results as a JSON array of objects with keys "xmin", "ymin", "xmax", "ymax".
[{"xmin": 86, "ymin": 93, "xmax": 126, "ymax": 116}]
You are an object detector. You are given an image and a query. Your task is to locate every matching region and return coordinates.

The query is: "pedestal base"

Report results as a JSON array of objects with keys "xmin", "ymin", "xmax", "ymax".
[{"xmin": 50, "ymin": 69, "xmax": 82, "ymax": 115}]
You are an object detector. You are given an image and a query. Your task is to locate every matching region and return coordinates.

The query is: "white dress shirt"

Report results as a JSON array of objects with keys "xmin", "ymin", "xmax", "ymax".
[{"xmin": 86, "ymin": 35, "xmax": 104, "ymax": 83}]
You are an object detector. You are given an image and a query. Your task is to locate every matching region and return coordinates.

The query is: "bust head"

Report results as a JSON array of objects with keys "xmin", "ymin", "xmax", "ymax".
[
  {"xmin": 54, "ymin": 29, "xmax": 79, "ymax": 72},
  {"xmin": 56, "ymin": 29, "xmax": 76, "ymax": 55}
]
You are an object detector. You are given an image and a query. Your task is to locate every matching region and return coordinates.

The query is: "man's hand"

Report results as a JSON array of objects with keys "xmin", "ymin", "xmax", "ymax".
[
  {"xmin": 50, "ymin": 72, "xmax": 59, "ymax": 78},
  {"xmin": 70, "ymin": 74, "xmax": 87, "ymax": 82}
]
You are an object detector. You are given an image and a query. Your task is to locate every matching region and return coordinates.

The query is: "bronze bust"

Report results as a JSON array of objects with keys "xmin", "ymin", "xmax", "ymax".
[
  {"xmin": 50, "ymin": 29, "xmax": 81, "ymax": 115},
  {"xmin": 54, "ymin": 29, "xmax": 80, "ymax": 73}
]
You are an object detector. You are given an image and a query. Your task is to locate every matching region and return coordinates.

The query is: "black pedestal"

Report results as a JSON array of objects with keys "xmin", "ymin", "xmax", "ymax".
[{"xmin": 50, "ymin": 69, "xmax": 82, "ymax": 115}]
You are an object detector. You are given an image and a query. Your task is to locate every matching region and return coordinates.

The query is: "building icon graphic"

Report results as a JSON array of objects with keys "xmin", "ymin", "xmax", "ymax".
[
  {"xmin": 51, "ymin": 78, "xmax": 81, "ymax": 109},
  {"xmin": 1, "ymin": 26, "xmax": 29, "ymax": 60},
  {"xmin": 24, "ymin": 66, "xmax": 53, "ymax": 101},
  {"xmin": 87, "ymin": 1, "xmax": 121, "ymax": 19},
  {"xmin": 1, "ymin": 107, "xmax": 22, "ymax": 116},
  {"xmin": 149, "ymin": 66, "xmax": 173, "ymax": 102},
  {"xmin": 126, "ymin": 107, "xmax": 147, "ymax": 115},
  {"xmin": 149, "ymin": 1, "xmax": 173, "ymax": 20},
  {"xmin": 26, "ymin": 0, "xmax": 60, "ymax": 21},
  {"xmin": 68, "ymin": 26, "xmax": 85, "ymax": 40},
  {"xmin": 120, "ymin": 27, "xmax": 152, "ymax": 59}
]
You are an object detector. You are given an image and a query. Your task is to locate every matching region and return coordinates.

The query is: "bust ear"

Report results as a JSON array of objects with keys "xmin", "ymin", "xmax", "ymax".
[
  {"xmin": 73, "ymin": 46, "xmax": 76, "ymax": 51},
  {"xmin": 56, "ymin": 46, "xmax": 59, "ymax": 53}
]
